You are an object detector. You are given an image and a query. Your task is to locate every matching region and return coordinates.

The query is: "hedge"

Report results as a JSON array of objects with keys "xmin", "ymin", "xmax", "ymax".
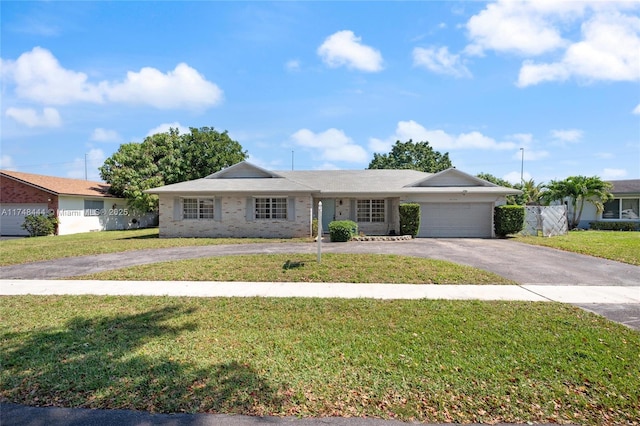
[
  {"xmin": 589, "ymin": 221, "xmax": 639, "ymax": 231},
  {"xmin": 399, "ymin": 203, "xmax": 420, "ymax": 237},
  {"xmin": 494, "ymin": 205, "xmax": 524, "ymax": 237}
]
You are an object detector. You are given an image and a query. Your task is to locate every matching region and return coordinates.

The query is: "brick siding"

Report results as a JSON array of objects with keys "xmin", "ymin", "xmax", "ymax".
[{"xmin": 0, "ymin": 175, "xmax": 59, "ymax": 213}]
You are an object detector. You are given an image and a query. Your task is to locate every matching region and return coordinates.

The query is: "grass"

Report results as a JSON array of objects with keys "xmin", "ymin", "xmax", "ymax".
[
  {"xmin": 0, "ymin": 228, "xmax": 307, "ymax": 266},
  {"xmin": 1, "ymin": 295, "xmax": 639, "ymax": 425},
  {"xmin": 75, "ymin": 253, "xmax": 515, "ymax": 284},
  {"xmin": 515, "ymin": 230, "xmax": 640, "ymax": 266}
]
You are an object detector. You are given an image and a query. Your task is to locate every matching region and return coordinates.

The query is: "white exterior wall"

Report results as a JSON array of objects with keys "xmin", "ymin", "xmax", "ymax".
[
  {"xmin": 57, "ymin": 196, "xmax": 156, "ymax": 235},
  {"xmin": 159, "ymin": 194, "xmax": 312, "ymax": 238}
]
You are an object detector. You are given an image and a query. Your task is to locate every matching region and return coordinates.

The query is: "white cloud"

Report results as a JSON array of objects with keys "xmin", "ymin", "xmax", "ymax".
[
  {"xmin": 67, "ymin": 148, "xmax": 106, "ymax": 181},
  {"xmin": 551, "ymin": 129, "xmax": 583, "ymax": 144},
  {"xmin": 369, "ymin": 120, "xmax": 516, "ymax": 153},
  {"xmin": 503, "ymin": 171, "xmax": 533, "ymax": 185},
  {"xmin": 0, "ymin": 154, "xmax": 16, "ymax": 170},
  {"xmin": 512, "ymin": 148, "xmax": 549, "ymax": 161},
  {"xmin": 317, "ymin": 30, "xmax": 383, "ymax": 72},
  {"xmin": 462, "ymin": 1, "xmax": 640, "ymax": 87},
  {"xmin": 6, "ymin": 107, "xmax": 61, "ymax": 127},
  {"xmin": 146, "ymin": 122, "xmax": 190, "ymax": 137},
  {"xmin": 285, "ymin": 59, "xmax": 301, "ymax": 72},
  {"xmin": 633, "ymin": 104, "xmax": 640, "ymax": 115},
  {"xmin": 2, "ymin": 47, "xmax": 223, "ymax": 110},
  {"xmin": 465, "ymin": 0, "xmax": 573, "ymax": 56},
  {"xmin": 508, "ymin": 133, "xmax": 534, "ymax": 146},
  {"xmin": 315, "ymin": 163, "xmax": 341, "ymax": 171},
  {"xmin": 595, "ymin": 152, "xmax": 614, "ymax": 160},
  {"xmin": 91, "ymin": 128, "xmax": 121, "ymax": 142},
  {"xmin": 106, "ymin": 63, "xmax": 223, "ymax": 110},
  {"xmin": 601, "ymin": 168, "xmax": 627, "ymax": 179},
  {"xmin": 291, "ymin": 128, "xmax": 368, "ymax": 163},
  {"xmin": 517, "ymin": 9, "xmax": 640, "ymax": 86},
  {"xmin": 1, "ymin": 47, "xmax": 104, "ymax": 104},
  {"xmin": 412, "ymin": 46, "xmax": 471, "ymax": 78}
]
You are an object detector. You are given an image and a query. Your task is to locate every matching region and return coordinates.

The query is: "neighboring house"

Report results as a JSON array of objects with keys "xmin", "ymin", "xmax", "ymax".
[
  {"xmin": 146, "ymin": 161, "xmax": 521, "ymax": 239},
  {"xmin": 0, "ymin": 170, "xmax": 156, "ymax": 236},
  {"xmin": 577, "ymin": 179, "xmax": 640, "ymax": 228}
]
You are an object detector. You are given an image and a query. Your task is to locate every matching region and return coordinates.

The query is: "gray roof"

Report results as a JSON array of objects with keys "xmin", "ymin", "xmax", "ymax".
[
  {"xmin": 608, "ymin": 179, "xmax": 640, "ymax": 194},
  {"xmin": 276, "ymin": 169, "xmax": 429, "ymax": 194},
  {"xmin": 147, "ymin": 177, "xmax": 316, "ymax": 195},
  {"xmin": 146, "ymin": 162, "xmax": 521, "ymax": 196}
]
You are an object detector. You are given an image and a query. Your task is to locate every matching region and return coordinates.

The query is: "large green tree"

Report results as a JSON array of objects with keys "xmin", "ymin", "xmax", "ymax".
[
  {"xmin": 541, "ymin": 175, "xmax": 613, "ymax": 228},
  {"xmin": 368, "ymin": 140, "xmax": 452, "ymax": 173},
  {"xmin": 100, "ymin": 127, "xmax": 247, "ymax": 212}
]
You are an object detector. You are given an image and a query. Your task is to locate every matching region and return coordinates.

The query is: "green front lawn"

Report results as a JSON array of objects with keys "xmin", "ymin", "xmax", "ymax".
[
  {"xmin": 76, "ymin": 253, "xmax": 514, "ymax": 284},
  {"xmin": 0, "ymin": 228, "xmax": 307, "ymax": 266},
  {"xmin": 515, "ymin": 230, "xmax": 640, "ymax": 266},
  {"xmin": 2, "ymin": 296, "xmax": 638, "ymax": 425}
]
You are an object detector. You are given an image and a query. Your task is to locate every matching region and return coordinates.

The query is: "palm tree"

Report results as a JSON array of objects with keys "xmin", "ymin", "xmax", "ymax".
[
  {"xmin": 520, "ymin": 179, "xmax": 545, "ymax": 205},
  {"xmin": 542, "ymin": 176, "xmax": 613, "ymax": 228}
]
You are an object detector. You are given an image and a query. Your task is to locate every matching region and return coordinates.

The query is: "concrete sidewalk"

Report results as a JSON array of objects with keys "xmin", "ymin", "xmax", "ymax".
[{"xmin": 1, "ymin": 279, "xmax": 639, "ymax": 303}]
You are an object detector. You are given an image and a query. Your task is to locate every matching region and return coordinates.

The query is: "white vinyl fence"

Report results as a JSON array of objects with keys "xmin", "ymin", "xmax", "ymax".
[{"xmin": 522, "ymin": 205, "xmax": 568, "ymax": 237}]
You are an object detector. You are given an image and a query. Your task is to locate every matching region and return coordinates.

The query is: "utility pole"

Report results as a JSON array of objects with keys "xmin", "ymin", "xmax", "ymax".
[
  {"xmin": 292, "ymin": 150, "xmax": 294, "ymax": 170},
  {"xmin": 85, "ymin": 153, "xmax": 88, "ymax": 180},
  {"xmin": 520, "ymin": 147, "xmax": 524, "ymax": 185}
]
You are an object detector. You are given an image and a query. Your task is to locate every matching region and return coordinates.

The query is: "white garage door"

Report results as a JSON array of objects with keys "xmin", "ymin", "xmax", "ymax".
[
  {"xmin": 418, "ymin": 203, "xmax": 492, "ymax": 238},
  {"xmin": 0, "ymin": 204, "xmax": 49, "ymax": 236}
]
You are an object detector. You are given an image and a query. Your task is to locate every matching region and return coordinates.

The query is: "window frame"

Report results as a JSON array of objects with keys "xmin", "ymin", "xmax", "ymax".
[
  {"xmin": 602, "ymin": 197, "xmax": 640, "ymax": 220},
  {"xmin": 182, "ymin": 197, "xmax": 215, "ymax": 220},
  {"xmin": 254, "ymin": 197, "xmax": 288, "ymax": 220},
  {"xmin": 356, "ymin": 199, "xmax": 386, "ymax": 223},
  {"xmin": 84, "ymin": 199, "xmax": 105, "ymax": 216}
]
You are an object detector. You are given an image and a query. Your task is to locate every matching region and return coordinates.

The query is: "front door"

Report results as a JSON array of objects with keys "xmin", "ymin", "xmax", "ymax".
[{"xmin": 321, "ymin": 199, "xmax": 335, "ymax": 233}]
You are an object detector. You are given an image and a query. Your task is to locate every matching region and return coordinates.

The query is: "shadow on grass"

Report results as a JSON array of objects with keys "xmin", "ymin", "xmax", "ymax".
[
  {"xmin": 117, "ymin": 233, "xmax": 160, "ymax": 240},
  {"xmin": 1, "ymin": 306, "xmax": 285, "ymax": 415},
  {"xmin": 282, "ymin": 260, "xmax": 305, "ymax": 270}
]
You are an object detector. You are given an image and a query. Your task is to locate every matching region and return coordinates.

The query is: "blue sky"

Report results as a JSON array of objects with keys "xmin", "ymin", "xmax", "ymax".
[{"xmin": 1, "ymin": 1, "xmax": 639, "ymax": 184}]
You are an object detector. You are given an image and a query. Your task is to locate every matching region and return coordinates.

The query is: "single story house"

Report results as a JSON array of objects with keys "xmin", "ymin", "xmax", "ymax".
[
  {"xmin": 146, "ymin": 161, "xmax": 521, "ymax": 239},
  {"xmin": 0, "ymin": 170, "xmax": 156, "ymax": 236},
  {"xmin": 577, "ymin": 179, "xmax": 640, "ymax": 228}
]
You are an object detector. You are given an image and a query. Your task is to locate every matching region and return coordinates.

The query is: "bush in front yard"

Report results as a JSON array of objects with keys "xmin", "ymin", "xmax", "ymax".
[
  {"xmin": 589, "ymin": 221, "xmax": 639, "ymax": 231},
  {"xmin": 399, "ymin": 203, "xmax": 420, "ymax": 237},
  {"xmin": 21, "ymin": 213, "xmax": 58, "ymax": 237},
  {"xmin": 494, "ymin": 205, "xmax": 524, "ymax": 237},
  {"xmin": 328, "ymin": 220, "xmax": 358, "ymax": 242}
]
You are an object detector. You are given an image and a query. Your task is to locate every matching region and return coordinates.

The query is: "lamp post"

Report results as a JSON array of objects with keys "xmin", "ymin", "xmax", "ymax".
[
  {"xmin": 317, "ymin": 201, "xmax": 322, "ymax": 263},
  {"xmin": 520, "ymin": 147, "xmax": 524, "ymax": 185}
]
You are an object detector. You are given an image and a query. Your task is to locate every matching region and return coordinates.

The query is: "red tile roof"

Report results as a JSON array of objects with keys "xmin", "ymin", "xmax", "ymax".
[{"xmin": 0, "ymin": 170, "xmax": 117, "ymax": 198}]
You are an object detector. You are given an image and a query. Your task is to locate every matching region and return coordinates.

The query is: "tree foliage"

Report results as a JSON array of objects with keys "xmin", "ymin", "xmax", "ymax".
[
  {"xmin": 368, "ymin": 140, "xmax": 452, "ymax": 173},
  {"xmin": 476, "ymin": 173, "xmax": 524, "ymax": 205},
  {"xmin": 519, "ymin": 178, "xmax": 545, "ymax": 206},
  {"xmin": 100, "ymin": 127, "xmax": 247, "ymax": 212},
  {"xmin": 541, "ymin": 175, "xmax": 613, "ymax": 229}
]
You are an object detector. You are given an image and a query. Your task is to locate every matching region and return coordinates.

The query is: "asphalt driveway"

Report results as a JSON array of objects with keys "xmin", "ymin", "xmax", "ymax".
[{"xmin": 1, "ymin": 238, "xmax": 638, "ymax": 286}]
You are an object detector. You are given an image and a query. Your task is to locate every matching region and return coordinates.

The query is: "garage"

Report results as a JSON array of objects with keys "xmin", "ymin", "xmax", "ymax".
[
  {"xmin": 0, "ymin": 203, "xmax": 49, "ymax": 236},
  {"xmin": 418, "ymin": 202, "xmax": 493, "ymax": 238}
]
